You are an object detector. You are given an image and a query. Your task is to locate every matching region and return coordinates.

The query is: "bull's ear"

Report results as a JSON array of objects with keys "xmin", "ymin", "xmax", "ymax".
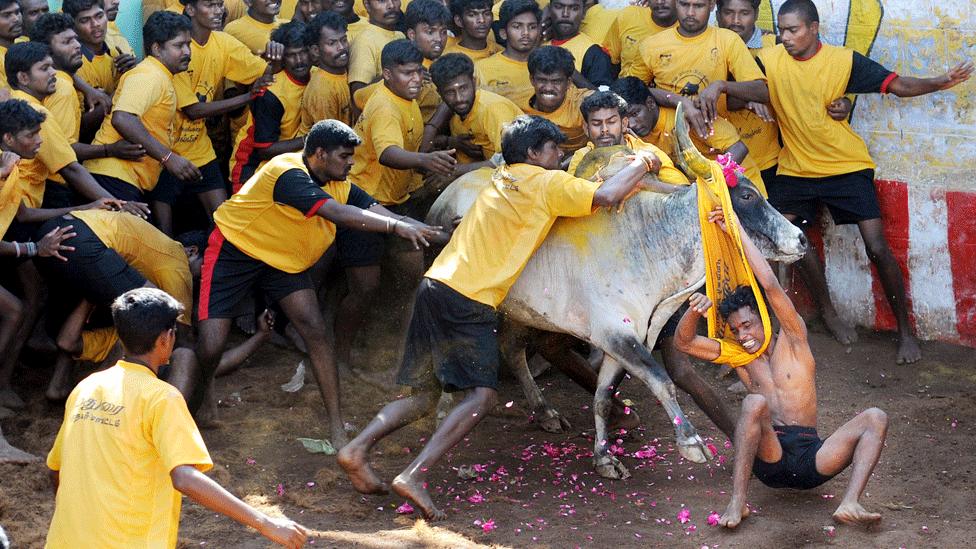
[{"xmin": 673, "ymin": 102, "xmax": 713, "ymax": 181}]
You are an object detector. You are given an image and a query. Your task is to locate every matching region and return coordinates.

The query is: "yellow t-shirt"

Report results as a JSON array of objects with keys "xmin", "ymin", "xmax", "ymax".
[
  {"xmin": 44, "ymin": 71, "xmax": 81, "ymax": 144},
  {"xmin": 70, "ymin": 209, "xmax": 194, "ymax": 323},
  {"xmin": 426, "ymin": 163, "xmax": 599, "ymax": 307},
  {"xmin": 449, "ymin": 89, "xmax": 523, "ymax": 162},
  {"xmin": 346, "ymin": 17, "xmax": 370, "ymax": 44},
  {"xmin": 45, "ymin": 360, "xmax": 212, "ymax": 549},
  {"xmin": 105, "ymin": 21, "xmax": 135, "ymax": 56},
  {"xmin": 604, "ymin": 6, "xmax": 673, "ymax": 72},
  {"xmin": 78, "ymin": 327, "xmax": 119, "ymax": 363},
  {"xmin": 580, "ymin": 3, "xmax": 618, "ymax": 45},
  {"xmin": 223, "ymin": 14, "xmax": 279, "ymax": 55},
  {"xmin": 628, "ymin": 26, "xmax": 765, "ymax": 96},
  {"xmin": 347, "ymin": 24, "xmax": 404, "ymax": 85},
  {"xmin": 567, "ymin": 132, "xmax": 688, "ymax": 185},
  {"xmin": 215, "ymin": 152, "xmax": 361, "ymax": 273},
  {"xmin": 475, "ymin": 52, "xmax": 534, "ymax": 112},
  {"xmin": 87, "ymin": 57, "xmax": 187, "ymax": 193},
  {"xmin": 230, "ymin": 70, "xmax": 307, "ymax": 188},
  {"xmin": 759, "ymin": 44, "xmax": 874, "ymax": 178},
  {"xmin": 224, "ymin": 0, "xmax": 248, "ymax": 23},
  {"xmin": 300, "ymin": 67, "xmax": 351, "ymax": 131},
  {"xmin": 443, "ymin": 34, "xmax": 502, "ymax": 62},
  {"xmin": 279, "ymin": 0, "xmax": 298, "ymax": 20},
  {"xmin": 348, "ymin": 84, "xmax": 423, "ymax": 205},
  {"xmin": 173, "ymin": 31, "xmax": 268, "ymax": 166},
  {"xmin": 722, "ymin": 36, "xmax": 780, "ymax": 171},
  {"xmin": 547, "ymin": 32, "xmax": 601, "ymax": 75},
  {"xmin": 77, "ymin": 43, "xmax": 119, "ymax": 97},
  {"xmin": 0, "ymin": 45, "xmax": 7, "ymax": 89},
  {"xmin": 9, "ymin": 90, "xmax": 76, "ymax": 208},
  {"xmin": 353, "ymin": 77, "xmax": 440, "ymax": 123},
  {"xmin": 519, "ymin": 87, "xmax": 592, "ymax": 155},
  {"xmin": 0, "ymin": 164, "xmax": 22, "ymax": 237}
]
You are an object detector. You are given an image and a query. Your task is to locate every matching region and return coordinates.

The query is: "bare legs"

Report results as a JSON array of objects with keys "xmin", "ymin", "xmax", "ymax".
[
  {"xmin": 334, "ymin": 266, "xmax": 380, "ymax": 370},
  {"xmin": 720, "ymin": 394, "xmax": 781, "ymax": 528},
  {"xmin": 816, "ymin": 407, "xmax": 889, "ymax": 527},
  {"xmin": 0, "ymin": 263, "xmax": 42, "ymax": 408},
  {"xmin": 660, "ymin": 336, "xmax": 735, "ymax": 438}
]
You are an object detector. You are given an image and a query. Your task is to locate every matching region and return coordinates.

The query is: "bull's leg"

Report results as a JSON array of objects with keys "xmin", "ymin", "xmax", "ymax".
[
  {"xmin": 499, "ymin": 323, "xmax": 569, "ymax": 433},
  {"xmin": 607, "ymin": 337, "xmax": 714, "ymax": 464},
  {"xmin": 592, "ymin": 356, "xmax": 631, "ymax": 479}
]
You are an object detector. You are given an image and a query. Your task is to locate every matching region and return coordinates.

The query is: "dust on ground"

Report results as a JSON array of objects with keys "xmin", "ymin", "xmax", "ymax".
[{"xmin": 2, "ymin": 325, "xmax": 975, "ymax": 548}]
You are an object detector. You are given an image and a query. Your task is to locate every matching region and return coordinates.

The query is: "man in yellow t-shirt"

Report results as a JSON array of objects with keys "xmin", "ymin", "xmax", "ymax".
[
  {"xmin": 758, "ymin": 0, "xmax": 971, "ymax": 363},
  {"xmin": 473, "ymin": 0, "xmax": 540, "ymax": 107},
  {"xmin": 229, "ymin": 21, "xmax": 309, "ymax": 191},
  {"xmin": 18, "ymin": 0, "xmax": 48, "ymax": 37},
  {"xmin": 152, "ymin": 0, "xmax": 277, "ymax": 235},
  {"xmin": 86, "ymin": 12, "xmax": 201, "ymax": 204},
  {"xmin": 0, "ymin": 0, "xmax": 22, "ymax": 90},
  {"xmin": 323, "ymin": 0, "xmax": 369, "ymax": 43},
  {"xmin": 520, "ymin": 45, "xmax": 591, "ymax": 157},
  {"xmin": 338, "ymin": 114, "xmax": 660, "ymax": 520},
  {"xmin": 223, "ymin": 0, "xmax": 280, "ymax": 54},
  {"xmin": 300, "ymin": 12, "xmax": 352, "ymax": 129},
  {"xmin": 578, "ymin": 0, "xmax": 616, "ymax": 45},
  {"xmin": 347, "ymin": 0, "xmax": 404, "ymax": 103},
  {"xmin": 603, "ymin": 0, "xmax": 675, "ymax": 74},
  {"xmin": 291, "ymin": 0, "xmax": 321, "ymax": 23},
  {"xmin": 46, "ymin": 287, "xmax": 308, "ymax": 548},
  {"xmin": 64, "ymin": 0, "xmax": 138, "ymax": 102},
  {"xmin": 445, "ymin": 0, "xmax": 500, "ymax": 62},
  {"xmin": 103, "ymin": 0, "xmax": 135, "ymax": 55},
  {"xmin": 546, "ymin": 0, "xmax": 613, "ymax": 87},
  {"xmin": 429, "ymin": 52, "xmax": 523, "ymax": 173},
  {"xmin": 194, "ymin": 120, "xmax": 439, "ymax": 446}
]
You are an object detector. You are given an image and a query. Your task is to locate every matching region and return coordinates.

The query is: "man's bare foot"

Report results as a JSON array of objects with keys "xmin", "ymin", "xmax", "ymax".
[
  {"xmin": 0, "ymin": 431, "xmax": 39, "ymax": 464},
  {"xmin": 194, "ymin": 391, "xmax": 221, "ymax": 429},
  {"xmin": 719, "ymin": 499, "xmax": 750, "ymax": 529},
  {"xmin": 337, "ymin": 444, "xmax": 388, "ymax": 495},
  {"xmin": 896, "ymin": 334, "xmax": 921, "ymax": 364},
  {"xmin": 822, "ymin": 311, "xmax": 857, "ymax": 345},
  {"xmin": 832, "ymin": 501, "xmax": 882, "ymax": 527},
  {"xmin": 392, "ymin": 473, "xmax": 446, "ymax": 521},
  {"xmin": 45, "ymin": 364, "xmax": 75, "ymax": 401},
  {"xmin": 330, "ymin": 425, "xmax": 350, "ymax": 451},
  {"xmin": 0, "ymin": 387, "xmax": 24, "ymax": 410}
]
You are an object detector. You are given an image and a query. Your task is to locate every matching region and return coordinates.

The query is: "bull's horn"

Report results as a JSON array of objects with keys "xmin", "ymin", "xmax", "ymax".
[{"xmin": 673, "ymin": 102, "xmax": 714, "ymax": 182}]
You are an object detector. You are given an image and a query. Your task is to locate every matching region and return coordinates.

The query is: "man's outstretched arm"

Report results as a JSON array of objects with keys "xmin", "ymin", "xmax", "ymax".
[{"xmin": 886, "ymin": 61, "xmax": 973, "ymax": 97}]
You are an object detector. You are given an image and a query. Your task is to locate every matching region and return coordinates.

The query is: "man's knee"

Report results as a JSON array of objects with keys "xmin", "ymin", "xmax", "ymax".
[
  {"xmin": 741, "ymin": 394, "xmax": 768, "ymax": 417},
  {"xmin": 863, "ymin": 407, "xmax": 888, "ymax": 431},
  {"xmin": 862, "ymin": 234, "xmax": 894, "ymax": 264},
  {"xmin": 473, "ymin": 386, "xmax": 497, "ymax": 409}
]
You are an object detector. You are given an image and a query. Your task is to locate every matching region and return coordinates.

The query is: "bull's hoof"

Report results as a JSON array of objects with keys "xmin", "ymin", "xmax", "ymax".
[
  {"xmin": 677, "ymin": 434, "xmax": 714, "ymax": 464},
  {"xmin": 537, "ymin": 408, "xmax": 571, "ymax": 433},
  {"xmin": 594, "ymin": 454, "xmax": 631, "ymax": 480}
]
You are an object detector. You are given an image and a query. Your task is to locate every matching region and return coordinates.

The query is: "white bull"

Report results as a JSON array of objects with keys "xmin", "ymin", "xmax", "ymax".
[{"xmin": 426, "ymin": 112, "xmax": 807, "ymax": 479}]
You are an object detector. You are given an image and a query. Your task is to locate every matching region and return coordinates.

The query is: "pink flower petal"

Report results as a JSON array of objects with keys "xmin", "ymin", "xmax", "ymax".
[
  {"xmin": 276, "ymin": 483, "xmax": 285, "ymax": 497},
  {"xmin": 707, "ymin": 512, "xmax": 720, "ymax": 526},
  {"xmin": 677, "ymin": 508, "xmax": 691, "ymax": 524},
  {"xmin": 396, "ymin": 502, "xmax": 415, "ymax": 514}
]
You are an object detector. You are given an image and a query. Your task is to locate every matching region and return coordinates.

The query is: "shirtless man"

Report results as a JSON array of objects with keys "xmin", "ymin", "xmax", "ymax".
[{"xmin": 674, "ymin": 207, "xmax": 888, "ymax": 528}]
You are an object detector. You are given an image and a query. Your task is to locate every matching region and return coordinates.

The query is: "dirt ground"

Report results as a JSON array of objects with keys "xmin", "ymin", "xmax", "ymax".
[{"xmin": 2, "ymin": 321, "xmax": 975, "ymax": 548}]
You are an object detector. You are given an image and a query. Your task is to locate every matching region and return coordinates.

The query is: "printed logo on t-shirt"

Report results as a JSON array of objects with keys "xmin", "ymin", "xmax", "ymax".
[{"xmin": 71, "ymin": 398, "xmax": 125, "ymax": 428}]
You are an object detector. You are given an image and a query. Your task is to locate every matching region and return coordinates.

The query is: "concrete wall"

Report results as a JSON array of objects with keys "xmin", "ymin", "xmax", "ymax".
[{"xmin": 755, "ymin": 0, "xmax": 976, "ymax": 347}]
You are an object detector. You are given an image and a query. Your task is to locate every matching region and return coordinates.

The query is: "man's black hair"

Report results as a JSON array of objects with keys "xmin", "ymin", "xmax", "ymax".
[
  {"xmin": 429, "ymin": 52, "xmax": 474, "ymax": 89},
  {"xmin": 303, "ymin": 10, "xmax": 347, "ymax": 47},
  {"xmin": 28, "ymin": 12, "xmax": 75, "ymax": 44},
  {"xmin": 305, "ymin": 119, "xmax": 362, "ymax": 154},
  {"xmin": 716, "ymin": 0, "xmax": 760, "ymax": 12},
  {"xmin": 718, "ymin": 285, "xmax": 760, "ymax": 319},
  {"xmin": 449, "ymin": 0, "xmax": 492, "ymax": 19},
  {"xmin": 498, "ymin": 0, "xmax": 540, "ymax": 29},
  {"xmin": 271, "ymin": 20, "xmax": 307, "ymax": 48},
  {"xmin": 580, "ymin": 90, "xmax": 627, "ymax": 122},
  {"xmin": 111, "ymin": 288, "xmax": 183, "ymax": 356},
  {"xmin": 501, "ymin": 114, "xmax": 565, "ymax": 165},
  {"xmin": 380, "ymin": 38, "xmax": 423, "ymax": 69},
  {"xmin": 5, "ymin": 42, "xmax": 51, "ymax": 90},
  {"xmin": 404, "ymin": 0, "xmax": 451, "ymax": 30},
  {"xmin": 778, "ymin": 0, "xmax": 818, "ymax": 24},
  {"xmin": 610, "ymin": 76, "xmax": 651, "ymax": 106},
  {"xmin": 527, "ymin": 45, "xmax": 574, "ymax": 78},
  {"xmin": 143, "ymin": 11, "xmax": 191, "ymax": 55},
  {"xmin": 62, "ymin": 0, "xmax": 102, "ymax": 19},
  {"xmin": 176, "ymin": 229, "xmax": 209, "ymax": 253},
  {"xmin": 0, "ymin": 99, "xmax": 46, "ymax": 138}
]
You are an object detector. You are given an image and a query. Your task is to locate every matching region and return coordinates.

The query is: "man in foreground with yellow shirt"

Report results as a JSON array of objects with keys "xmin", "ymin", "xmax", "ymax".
[
  {"xmin": 758, "ymin": 0, "xmax": 972, "ymax": 363},
  {"xmin": 45, "ymin": 287, "xmax": 308, "ymax": 548},
  {"xmin": 338, "ymin": 114, "xmax": 663, "ymax": 520}
]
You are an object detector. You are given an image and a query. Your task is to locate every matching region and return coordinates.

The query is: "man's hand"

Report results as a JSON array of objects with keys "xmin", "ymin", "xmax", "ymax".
[
  {"xmin": 120, "ymin": 201, "xmax": 152, "ymax": 219},
  {"xmin": 113, "ymin": 52, "xmax": 139, "ymax": 74},
  {"xmin": 0, "ymin": 150, "xmax": 20, "ymax": 180},
  {"xmin": 825, "ymin": 97, "xmax": 852, "ymax": 121},
  {"xmin": 682, "ymin": 100, "xmax": 712, "ymax": 140},
  {"xmin": 37, "ymin": 224, "xmax": 77, "ymax": 261},
  {"xmin": 696, "ymin": 81, "xmax": 726, "ymax": 124},
  {"xmin": 164, "ymin": 153, "xmax": 203, "ymax": 182},
  {"xmin": 256, "ymin": 309, "xmax": 275, "ymax": 338},
  {"xmin": 82, "ymin": 86, "xmax": 112, "ymax": 114},
  {"xmin": 687, "ymin": 292, "xmax": 713, "ymax": 315},
  {"xmin": 393, "ymin": 220, "xmax": 443, "ymax": 249},
  {"xmin": 250, "ymin": 73, "xmax": 275, "ymax": 96},
  {"xmin": 448, "ymin": 135, "xmax": 482, "ymax": 159},
  {"xmin": 107, "ymin": 139, "xmax": 146, "ymax": 160},
  {"xmin": 262, "ymin": 40, "xmax": 285, "ymax": 63},
  {"xmin": 707, "ymin": 205, "xmax": 727, "ymax": 232},
  {"xmin": 82, "ymin": 197, "xmax": 127, "ymax": 212},
  {"xmin": 422, "ymin": 150, "xmax": 457, "ymax": 176},
  {"xmin": 258, "ymin": 516, "xmax": 308, "ymax": 548},
  {"xmin": 938, "ymin": 60, "xmax": 974, "ymax": 90},
  {"xmin": 747, "ymin": 101, "xmax": 776, "ymax": 123}
]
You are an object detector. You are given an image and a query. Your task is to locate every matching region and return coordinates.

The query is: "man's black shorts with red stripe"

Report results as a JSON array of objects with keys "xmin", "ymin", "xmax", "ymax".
[{"xmin": 198, "ymin": 228, "xmax": 312, "ymax": 320}]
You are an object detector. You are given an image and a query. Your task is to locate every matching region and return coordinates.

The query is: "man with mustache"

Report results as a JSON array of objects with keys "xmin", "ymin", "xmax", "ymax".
[
  {"xmin": 0, "ymin": 0, "xmax": 24, "ymax": 89},
  {"xmin": 229, "ymin": 21, "xmax": 309, "ymax": 191},
  {"xmin": 603, "ymin": 0, "xmax": 675, "ymax": 77},
  {"xmin": 224, "ymin": 0, "xmax": 281, "ymax": 55},
  {"xmin": 300, "ymin": 11, "xmax": 351, "ymax": 128},
  {"xmin": 150, "ymin": 0, "xmax": 280, "ymax": 236},
  {"xmin": 347, "ymin": 0, "xmax": 404, "ymax": 105},
  {"xmin": 444, "ymin": 0, "xmax": 500, "ymax": 62},
  {"xmin": 102, "ymin": 0, "xmax": 135, "ymax": 55},
  {"xmin": 520, "ymin": 45, "xmax": 590, "ymax": 158},
  {"xmin": 545, "ymin": 0, "xmax": 612, "ymax": 87},
  {"xmin": 474, "ymin": 0, "xmax": 541, "ymax": 107},
  {"xmin": 85, "ymin": 11, "xmax": 200, "ymax": 204}
]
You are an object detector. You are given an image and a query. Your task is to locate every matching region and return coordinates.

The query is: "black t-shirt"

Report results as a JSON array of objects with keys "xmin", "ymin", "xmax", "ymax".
[
  {"xmin": 272, "ymin": 168, "xmax": 378, "ymax": 216},
  {"xmin": 581, "ymin": 44, "xmax": 617, "ymax": 88},
  {"xmin": 845, "ymin": 51, "xmax": 895, "ymax": 94}
]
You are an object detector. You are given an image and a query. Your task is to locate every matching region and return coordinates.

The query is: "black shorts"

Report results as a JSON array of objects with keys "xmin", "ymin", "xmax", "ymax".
[
  {"xmin": 149, "ymin": 160, "xmax": 226, "ymax": 205},
  {"xmin": 197, "ymin": 227, "xmax": 313, "ymax": 320},
  {"xmin": 334, "ymin": 199, "xmax": 423, "ymax": 268},
  {"xmin": 41, "ymin": 181, "xmax": 83, "ymax": 209},
  {"xmin": 767, "ymin": 169, "xmax": 880, "ymax": 226},
  {"xmin": 34, "ymin": 215, "xmax": 147, "ymax": 307},
  {"xmin": 93, "ymin": 173, "xmax": 145, "ymax": 203},
  {"xmin": 396, "ymin": 278, "xmax": 500, "ymax": 392},
  {"xmin": 753, "ymin": 425, "xmax": 836, "ymax": 490},
  {"xmin": 759, "ymin": 164, "xmax": 779, "ymax": 190}
]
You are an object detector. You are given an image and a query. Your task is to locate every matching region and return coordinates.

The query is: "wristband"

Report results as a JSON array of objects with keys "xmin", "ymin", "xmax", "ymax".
[
  {"xmin": 26, "ymin": 241, "xmax": 37, "ymax": 257},
  {"xmin": 14, "ymin": 241, "xmax": 19, "ymax": 257},
  {"xmin": 160, "ymin": 151, "xmax": 173, "ymax": 164}
]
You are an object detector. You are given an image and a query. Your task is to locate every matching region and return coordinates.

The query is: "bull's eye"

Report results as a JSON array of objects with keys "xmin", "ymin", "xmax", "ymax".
[{"xmin": 740, "ymin": 192, "xmax": 754, "ymax": 201}]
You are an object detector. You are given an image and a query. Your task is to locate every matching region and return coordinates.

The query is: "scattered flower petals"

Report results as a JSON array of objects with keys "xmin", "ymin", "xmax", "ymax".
[
  {"xmin": 505, "ymin": 401, "xmax": 514, "ymax": 408},
  {"xmin": 707, "ymin": 512, "xmax": 720, "ymax": 526},
  {"xmin": 276, "ymin": 483, "xmax": 284, "ymax": 497},
  {"xmin": 677, "ymin": 508, "xmax": 691, "ymax": 524},
  {"xmin": 246, "ymin": 458, "xmax": 256, "ymax": 465},
  {"xmin": 396, "ymin": 502, "xmax": 414, "ymax": 514},
  {"xmin": 468, "ymin": 492, "xmax": 485, "ymax": 504}
]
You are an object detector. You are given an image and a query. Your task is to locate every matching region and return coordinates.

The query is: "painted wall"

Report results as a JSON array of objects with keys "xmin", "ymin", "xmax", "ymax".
[{"xmin": 756, "ymin": 0, "xmax": 976, "ymax": 346}]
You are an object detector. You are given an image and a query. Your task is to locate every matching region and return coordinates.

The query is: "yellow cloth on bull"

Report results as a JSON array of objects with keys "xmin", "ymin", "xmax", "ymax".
[{"xmin": 694, "ymin": 158, "xmax": 772, "ymax": 368}]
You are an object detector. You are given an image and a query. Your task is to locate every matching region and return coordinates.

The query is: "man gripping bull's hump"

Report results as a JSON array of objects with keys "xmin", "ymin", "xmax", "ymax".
[{"xmin": 337, "ymin": 114, "xmax": 663, "ymax": 520}]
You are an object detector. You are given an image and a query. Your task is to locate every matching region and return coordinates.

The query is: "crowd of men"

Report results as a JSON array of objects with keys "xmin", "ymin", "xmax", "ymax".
[{"xmin": 0, "ymin": 0, "xmax": 970, "ymax": 544}]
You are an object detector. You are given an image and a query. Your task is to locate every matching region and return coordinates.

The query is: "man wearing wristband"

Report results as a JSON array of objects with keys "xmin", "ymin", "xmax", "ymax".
[{"xmin": 191, "ymin": 120, "xmax": 443, "ymax": 446}]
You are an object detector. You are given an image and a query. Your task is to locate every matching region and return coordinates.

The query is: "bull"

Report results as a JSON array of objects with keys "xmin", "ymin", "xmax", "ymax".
[{"xmin": 426, "ymin": 106, "xmax": 807, "ymax": 479}]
